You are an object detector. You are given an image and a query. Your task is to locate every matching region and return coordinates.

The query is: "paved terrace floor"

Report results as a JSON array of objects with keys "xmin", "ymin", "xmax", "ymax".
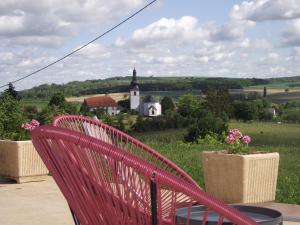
[{"xmin": 0, "ymin": 176, "xmax": 299, "ymax": 225}]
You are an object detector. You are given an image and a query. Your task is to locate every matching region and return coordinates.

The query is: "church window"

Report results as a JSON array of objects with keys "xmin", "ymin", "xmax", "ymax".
[{"xmin": 134, "ymin": 91, "xmax": 136, "ymax": 96}]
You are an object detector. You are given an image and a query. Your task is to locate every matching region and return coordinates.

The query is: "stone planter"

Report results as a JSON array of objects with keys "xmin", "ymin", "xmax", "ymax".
[
  {"xmin": 0, "ymin": 140, "xmax": 49, "ymax": 183},
  {"xmin": 202, "ymin": 151, "xmax": 279, "ymax": 204}
]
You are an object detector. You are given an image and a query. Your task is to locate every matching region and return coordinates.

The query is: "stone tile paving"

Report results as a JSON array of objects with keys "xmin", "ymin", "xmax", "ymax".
[
  {"xmin": 0, "ymin": 176, "xmax": 299, "ymax": 225},
  {"xmin": 0, "ymin": 176, "xmax": 73, "ymax": 225}
]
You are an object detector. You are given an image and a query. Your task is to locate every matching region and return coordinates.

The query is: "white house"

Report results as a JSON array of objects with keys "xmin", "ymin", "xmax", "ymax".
[
  {"xmin": 129, "ymin": 68, "xmax": 162, "ymax": 117},
  {"xmin": 140, "ymin": 102, "xmax": 162, "ymax": 117}
]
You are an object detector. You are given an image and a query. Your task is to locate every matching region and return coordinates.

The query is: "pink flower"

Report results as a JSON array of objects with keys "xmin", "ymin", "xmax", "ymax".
[
  {"xmin": 225, "ymin": 134, "xmax": 235, "ymax": 143},
  {"xmin": 22, "ymin": 123, "xmax": 35, "ymax": 131},
  {"xmin": 229, "ymin": 129, "xmax": 242, "ymax": 138},
  {"xmin": 242, "ymin": 135, "xmax": 251, "ymax": 144},
  {"xmin": 21, "ymin": 119, "xmax": 40, "ymax": 131},
  {"xmin": 30, "ymin": 119, "xmax": 40, "ymax": 127}
]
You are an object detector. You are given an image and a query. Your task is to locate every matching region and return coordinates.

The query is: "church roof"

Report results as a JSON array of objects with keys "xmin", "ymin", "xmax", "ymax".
[
  {"xmin": 143, "ymin": 95, "xmax": 157, "ymax": 103},
  {"xmin": 84, "ymin": 96, "xmax": 117, "ymax": 108},
  {"xmin": 148, "ymin": 105, "xmax": 157, "ymax": 110}
]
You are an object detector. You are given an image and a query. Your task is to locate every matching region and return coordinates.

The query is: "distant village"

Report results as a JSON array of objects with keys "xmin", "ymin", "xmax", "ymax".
[{"xmin": 82, "ymin": 68, "xmax": 162, "ymax": 117}]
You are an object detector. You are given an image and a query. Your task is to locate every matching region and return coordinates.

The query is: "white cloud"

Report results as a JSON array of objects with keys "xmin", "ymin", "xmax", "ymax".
[
  {"xmin": 230, "ymin": 0, "xmax": 300, "ymax": 21},
  {"xmin": 0, "ymin": 0, "xmax": 148, "ymax": 90},
  {"xmin": 131, "ymin": 16, "xmax": 205, "ymax": 45},
  {"xmin": 131, "ymin": 15, "xmax": 255, "ymax": 47},
  {"xmin": 211, "ymin": 20, "xmax": 255, "ymax": 41},
  {"xmin": 230, "ymin": 1, "xmax": 300, "ymax": 47},
  {"xmin": 0, "ymin": 52, "xmax": 14, "ymax": 62},
  {"xmin": 253, "ymin": 39, "xmax": 272, "ymax": 49},
  {"xmin": 115, "ymin": 37, "xmax": 125, "ymax": 47},
  {"xmin": 239, "ymin": 38, "xmax": 251, "ymax": 48},
  {"xmin": 1, "ymin": 1, "xmax": 300, "ymax": 91},
  {"xmin": 268, "ymin": 52, "xmax": 280, "ymax": 61},
  {"xmin": 0, "ymin": 15, "xmax": 24, "ymax": 35},
  {"xmin": 12, "ymin": 36, "xmax": 65, "ymax": 47},
  {"xmin": 0, "ymin": 0, "xmax": 145, "ymax": 46},
  {"xmin": 282, "ymin": 19, "xmax": 300, "ymax": 46},
  {"xmin": 73, "ymin": 43, "xmax": 111, "ymax": 59},
  {"xmin": 270, "ymin": 66, "xmax": 287, "ymax": 74}
]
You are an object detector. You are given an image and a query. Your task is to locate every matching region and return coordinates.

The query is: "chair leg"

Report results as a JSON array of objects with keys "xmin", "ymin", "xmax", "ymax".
[
  {"xmin": 70, "ymin": 207, "xmax": 81, "ymax": 225},
  {"xmin": 150, "ymin": 180, "xmax": 158, "ymax": 225}
]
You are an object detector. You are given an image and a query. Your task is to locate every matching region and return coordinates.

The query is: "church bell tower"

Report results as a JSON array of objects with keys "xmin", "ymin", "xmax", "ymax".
[{"xmin": 130, "ymin": 68, "xmax": 140, "ymax": 110}]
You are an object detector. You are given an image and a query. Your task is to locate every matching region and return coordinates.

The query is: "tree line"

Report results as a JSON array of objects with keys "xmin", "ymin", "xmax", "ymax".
[{"xmin": 19, "ymin": 77, "xmax": 270, "ymax": 100}]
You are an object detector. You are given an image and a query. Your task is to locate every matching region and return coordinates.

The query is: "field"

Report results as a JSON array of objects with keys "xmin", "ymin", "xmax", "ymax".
[
  {"xmin": 63, "ymin": 87, "xmax": 300, "ymax": 104},
  {"xmin": 265, "ymin": 91, "xmax": 300, "ymax": 103},
  {"xmin": 134, "ymin": 121, "xmax": 300, "ymax": 204},
  {"xmin": 66, "ymin": 92, "xmax": 128, "ymax": 103}
]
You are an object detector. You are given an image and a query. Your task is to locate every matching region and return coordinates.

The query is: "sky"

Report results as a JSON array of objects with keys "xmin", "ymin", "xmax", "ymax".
[{"xmin": 1, "ymin": 0, "xmax": 300, "ymax": 90}]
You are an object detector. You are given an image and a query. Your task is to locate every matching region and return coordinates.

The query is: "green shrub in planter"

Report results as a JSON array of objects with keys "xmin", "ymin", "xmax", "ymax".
[{"xmin": 0, "ymin": 94, "xmax": 28, "ymax": 141}]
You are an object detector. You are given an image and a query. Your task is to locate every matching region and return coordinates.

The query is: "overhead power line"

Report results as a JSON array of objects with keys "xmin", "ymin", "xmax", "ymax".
[{"xmin": 0, "ymin": 0, "xmax": 157, "ymax": 90}]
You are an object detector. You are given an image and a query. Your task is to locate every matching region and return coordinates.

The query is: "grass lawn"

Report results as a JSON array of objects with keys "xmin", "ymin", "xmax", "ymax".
[{"xmin": 133, "ymin": 122, "xmax": 300, "ymax": 204}]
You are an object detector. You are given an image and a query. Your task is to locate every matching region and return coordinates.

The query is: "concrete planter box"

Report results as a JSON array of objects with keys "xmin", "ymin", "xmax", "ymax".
[
  {"xmin": 0, "ymin": 140, "xmax": 49, "ymax": 183},
  {"xmin": 202, "ymin": 151, "xmax": 279, "ymax": 204}
]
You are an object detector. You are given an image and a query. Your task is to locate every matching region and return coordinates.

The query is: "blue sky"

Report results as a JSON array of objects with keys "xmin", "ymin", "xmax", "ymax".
[{"xmin": 0, "ymin": 0, "xmax": 300, "ymax": 90}]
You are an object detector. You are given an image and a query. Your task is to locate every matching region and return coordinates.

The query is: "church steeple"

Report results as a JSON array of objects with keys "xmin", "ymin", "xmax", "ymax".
[
  {"xmin": 130, "ymin": 67, "xmax": 140, "ymax": 110},
  {"xmin": 131, "ymin": 67, "xmax": 138, "ymax": 89}
]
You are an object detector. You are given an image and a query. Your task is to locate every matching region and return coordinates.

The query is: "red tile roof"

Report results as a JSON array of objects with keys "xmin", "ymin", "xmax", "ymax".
[{"xmin": 84, "ymin": 96, "xmax": 117, "ymax": 108}]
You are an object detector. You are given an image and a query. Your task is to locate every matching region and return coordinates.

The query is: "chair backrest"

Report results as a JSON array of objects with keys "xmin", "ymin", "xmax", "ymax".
[
  {"xmin": 52, "ymin": 115, "xmax": 199, "ymax": 188},
  {"xmin": 31, "ymin": 126, "xmax": 257, "ymax": 225}
]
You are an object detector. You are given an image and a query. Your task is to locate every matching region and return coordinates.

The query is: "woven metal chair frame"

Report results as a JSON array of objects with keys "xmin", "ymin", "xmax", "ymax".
[
  {"xmin": 31, "ymin": 126, "xmax": 257, "ymax": 225},
  {"xmin": 52, "ymin": 115, "xmax": 199, "ymax": 188}
]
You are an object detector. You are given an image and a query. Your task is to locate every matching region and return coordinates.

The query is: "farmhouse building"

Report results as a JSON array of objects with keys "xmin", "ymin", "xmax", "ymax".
[
  {"xmin": 83, "ymin": 96, "xmax": 120, "ymax": 116},
  {"xmin": 129, "ymin": 68, "xmax": 162, "ymax": 117}
]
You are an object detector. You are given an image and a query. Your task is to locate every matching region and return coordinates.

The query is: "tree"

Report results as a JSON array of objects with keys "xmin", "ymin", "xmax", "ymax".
[
  {"xmin": 65, "ymin": 102, "xmax": 79, "ymax": 114},
  {"xmin": 38, "ymin": 105, "xmax": 66, "ymax": 125},
  {"xmin": 164, "ymin": 110, "xmax": 184, "ymax": 128},
  {"xmin": 143, "ymin": 95, "xmax": 156, "ymax": 103},
  {"xmin": 234, "ymin": 101, "xmax": 257, "ymax": 122},
  {"xmin": 263, "ymin": 86, "xmax": 267, "ymax": 97},
  {"xmin": 116, "ymin": 113, "xmax": 125, "ymax": 131},
  {"xmin": 38, "ymin": 93, "xmax": 79, "ymax": 125},
  {"xmin": 118, "ymin": 99, "xmax": 130, "ymax": 111},
  {"xmin": 177, "ymin": 94, "xmax": 201, "ymax": 117},
  {"xmin": 23, "ymin": 105, "xmax": 38, "ymax": 120},
  {"xmin": 161, "ymin": 96, "xmax": 175, "ymax": 114},
  {"xmin": 203, "ymin": 88, "xmax": 233, "ymax": 118},
  {"xmin": 48, "ymin": 92, "xmax": 66, "ymax": 107},
  {"xmin": 253, "ymin": 99, "xmax": 273, "ymax": 121},
  {"xmin": 247, "ymin": 91, "xmax": 261, "ymax": 100},
  {"xmin": 185, "ymin": 110, "xmax": 228, "ymax": 142},
  {"xmin": 282, "ymin": 110, "xmax": 300, "ymax": 123},
  {"xmin": 4, "ymin": 82, "xmax": 19, "ymax": 100},
  {"xmin": 0, "ymin": 94, "xmax": 27, "ymax": 140}
]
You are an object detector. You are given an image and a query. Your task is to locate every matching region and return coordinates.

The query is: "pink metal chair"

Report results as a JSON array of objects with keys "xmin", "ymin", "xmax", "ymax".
[
  {"xmin": 52, "ymin": 115, "xmax": 199, "ymax": 188},
  {"xmin": 31, "ymin": 125, "xmax": 257, "ymax": 225}
]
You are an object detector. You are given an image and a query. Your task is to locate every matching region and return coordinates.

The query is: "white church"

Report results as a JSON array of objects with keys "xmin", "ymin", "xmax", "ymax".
[{"xmin": 130, "ymin": 68, "xmax": 162, "ymax": 117}]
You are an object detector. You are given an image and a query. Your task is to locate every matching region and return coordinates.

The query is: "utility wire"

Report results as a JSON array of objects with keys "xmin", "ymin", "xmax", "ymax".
[{"xmin": 0, "ymin": 0, "xmax": 157, "ymax": 90}]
